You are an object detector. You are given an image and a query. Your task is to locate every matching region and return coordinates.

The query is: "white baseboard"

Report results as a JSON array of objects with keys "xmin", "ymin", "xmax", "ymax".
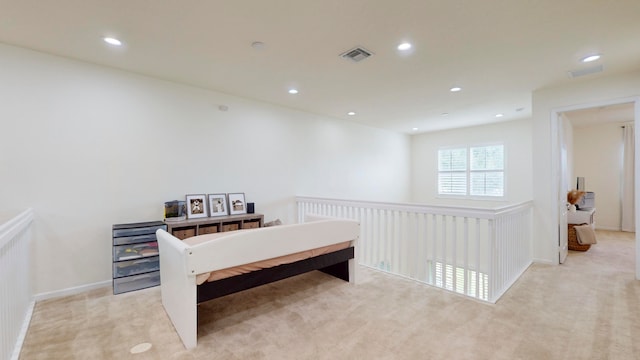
[
  {"xmin": 34, "ymin": 280, "xmax": 111, "ymax": 301},
  {"xmin": 532, "ymin": 258, "xmax": 555, "ymax": 265},
  {"xmin": 595, "ymin": 225, "xmax": 621, "ymax": 231}
]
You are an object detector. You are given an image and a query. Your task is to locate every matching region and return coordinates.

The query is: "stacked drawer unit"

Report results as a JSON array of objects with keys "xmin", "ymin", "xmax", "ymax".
[{"xmin": 112, "ymin": 221, "xmax": 166, "ymax": 294}]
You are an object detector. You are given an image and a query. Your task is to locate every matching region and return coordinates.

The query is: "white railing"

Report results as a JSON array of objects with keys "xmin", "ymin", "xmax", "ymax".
[
  {"xmin": 297, "ymin": 197, "xmax": 532, "ymax": 303},
  {"xmin": 1, "ymin": 209, "xmax": 34, "ymax": 360}
]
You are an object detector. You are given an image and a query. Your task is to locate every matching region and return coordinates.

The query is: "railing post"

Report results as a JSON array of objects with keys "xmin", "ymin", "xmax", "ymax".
[
  {"xmin": 488, "ymin": 218, "xmax": 496, "ymax": 302},
  {"xmin": 463, "ymin": 217, "xmax": 469, "ymax": 297}
]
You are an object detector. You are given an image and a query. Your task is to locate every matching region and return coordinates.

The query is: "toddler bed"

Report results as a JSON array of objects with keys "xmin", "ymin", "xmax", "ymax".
[{"xmin": 156, "ymin": 217, "xmax": 359, "ymax": 349}]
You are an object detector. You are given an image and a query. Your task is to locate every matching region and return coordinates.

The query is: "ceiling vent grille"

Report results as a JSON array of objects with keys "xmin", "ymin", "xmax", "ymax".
[
  {"xmin": 341, "ymin": 47, "xmax": 373, "ymax": 62},
  {"xmin": 567, "ymin": 65, "xmax": 604, "ymax": 78}
]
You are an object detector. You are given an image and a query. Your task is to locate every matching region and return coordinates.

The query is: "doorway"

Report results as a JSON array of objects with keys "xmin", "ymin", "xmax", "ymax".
[{"xmin": 551, "ymin": 97, "xmax": 640, "ymax": 278}]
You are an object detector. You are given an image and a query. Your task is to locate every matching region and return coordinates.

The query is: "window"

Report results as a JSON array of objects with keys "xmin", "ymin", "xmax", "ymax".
[
  {"xmin": 438, "ymin": 148, "xmax": 467, "ymax": 195},
  {"xmin": 427, "ymin": 260, "xmax": 489, "ymax": 301},
  {"xmin": 438, "ymin": 144, "xmax": 504, "ymax": 198}
]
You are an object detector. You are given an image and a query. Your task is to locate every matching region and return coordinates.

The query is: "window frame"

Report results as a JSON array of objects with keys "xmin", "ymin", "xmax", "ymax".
[{"xmin": 437, "ymin": 143, "xmax": 506, "ymax": 200}]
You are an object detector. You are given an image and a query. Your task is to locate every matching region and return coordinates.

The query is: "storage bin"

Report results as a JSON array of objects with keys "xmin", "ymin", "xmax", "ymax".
[
  {"xmin": 568, "ymin": 223, "xmax": 591, "ymax": 251},
  {"xmin": 243, "ymin": 220, "xmax": 260, "ymax": 229},
  {"xmin": 199, "ymin": 224, "xmax": 219, "ymax": 234},
  {"xmin": 113, "ymin": 271, "xmax": 160, "ymax": 294},
  {"xmin": 113, "ymin": 257, "xmax": 160, "ymax": 278},
  {"xmin": 113, "ymin": 222, "xmax": 166, "ymax": 237},
  {"xmin": 222, "ymin": 222, "xmax": 240, "ymax": 232},
  {"xmin": 172, "ymin": 227, "xmax": 196, "ymax": 239},
  {"xmin": 113, "ymin": 233, "xmax": 157, "ymax": 246},
  {"xmin": 113, "ymin": 242, "xmax": 159, "ymax": 261}
]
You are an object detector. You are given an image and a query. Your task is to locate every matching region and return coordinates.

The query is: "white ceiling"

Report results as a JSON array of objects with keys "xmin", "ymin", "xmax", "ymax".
[{"xmin": 1, "ymin": 0, "xmax": 639, "ymax": 134}]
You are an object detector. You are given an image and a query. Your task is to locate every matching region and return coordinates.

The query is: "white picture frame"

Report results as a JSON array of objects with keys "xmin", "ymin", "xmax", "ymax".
[
  {"xmin": 228, "ymin": 192, "xmax": 247, "ymax": 215},
  {"xmin": 186, "ymin": 194, "xmax": 208, "ymax": 219},
  {"xmin": 207, "ymin": 193, "xmax": 229, "ymax": 217}
]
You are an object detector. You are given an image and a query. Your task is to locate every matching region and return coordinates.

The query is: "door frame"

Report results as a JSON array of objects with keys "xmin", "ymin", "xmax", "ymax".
[
  {"xmin": 557, "ymin": 116, "xmax": 569, "ymax": 264},
  {"xmin": 550, "ymin": 96, "xmax": 640, "ymax": 278}
]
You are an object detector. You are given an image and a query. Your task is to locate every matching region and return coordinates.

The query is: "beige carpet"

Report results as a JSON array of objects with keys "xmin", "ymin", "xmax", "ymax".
[{"xmin": 20, "ymin": 230, "xmax": 640, "ymax": 359}]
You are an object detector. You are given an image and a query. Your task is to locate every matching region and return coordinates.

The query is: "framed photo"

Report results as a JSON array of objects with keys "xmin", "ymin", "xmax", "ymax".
[
  {"xmin": 207, "ymin": 193, "xmax": 228, "ymax": 217},
  {"xmin": 186, "ymin": 194, "xmax": 208, "ymax": 219},
  {"xmin": 228, "ymin": 192, "xmax": 247, "ymax": 215}
]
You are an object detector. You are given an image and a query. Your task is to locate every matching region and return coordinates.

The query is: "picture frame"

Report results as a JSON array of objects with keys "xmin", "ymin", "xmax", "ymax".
[
  {"xmin": 207, "ymin": 193, "xmax": 229, "ymax": 217},
  {"xmin": 228, "ymin": 192, "xmax": 247, "ymax": 215},
  {"xmin": 185, "ymin": 194, "xmax": 208, "ymax": 219}
]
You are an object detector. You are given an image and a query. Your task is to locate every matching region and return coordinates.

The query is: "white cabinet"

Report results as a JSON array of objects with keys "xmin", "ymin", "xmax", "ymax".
[{"xmin": 568, "ymin": 208, "xmax": 596, "ymax": 228}]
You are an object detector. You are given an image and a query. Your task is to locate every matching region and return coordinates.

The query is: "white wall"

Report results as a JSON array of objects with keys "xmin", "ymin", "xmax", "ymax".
[
  {"xmin": 411, "ymin": 118, "xmax": 533, "ymax": 206},
  {"xmin": 572, "ymin": 123, "xmax": 624, "ymax": 230},
  {"xmin": 0, "ymin": 43, "xmax": 411, "ymax": 295},
  {"xmin": 532, "ymin": 71, "xmax": 640, "ymax": 264}
]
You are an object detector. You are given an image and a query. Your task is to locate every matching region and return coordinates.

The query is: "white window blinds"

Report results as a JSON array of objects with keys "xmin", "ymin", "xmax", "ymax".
[
  {"xmin": 470, "ymin": 145, "xmax": 504, "ymax": 196},
  {"xmin": 438, "ymin": 144, "xmax": 504, "ymax": 198},
  {"xmin": 438, "ymin": 148, "xmax": 467, "ymax": 195}
]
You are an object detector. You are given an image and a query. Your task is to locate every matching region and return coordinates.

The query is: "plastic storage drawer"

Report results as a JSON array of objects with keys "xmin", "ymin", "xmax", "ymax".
[
  {"xmin": 113, "ymin": 223, "xmax": 166, "ymax": 238},
  {"xmin": 113, "ymin": 242, "xmax": 158, "ymax": 262},
  {"xmin": 113, "ymin": 271, "xmax": 160, "ymax": 294},
  {"xmin": 113, "ymin": 233, "xmax": 158, "ymax": 246},
  {"xmin": 113, "ymin": 257, "xmax": 160, "ymax": 278}
]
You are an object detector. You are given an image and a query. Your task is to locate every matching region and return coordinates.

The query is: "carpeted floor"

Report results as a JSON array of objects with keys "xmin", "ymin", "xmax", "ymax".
[{"xmin": 20, "ymin": 230, "xmax": 640, "ymax": 359}]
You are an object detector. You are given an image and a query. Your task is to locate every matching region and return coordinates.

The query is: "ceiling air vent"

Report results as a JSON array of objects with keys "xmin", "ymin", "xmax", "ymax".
[
  {"xmin": 567, "ymin": 64, "xmax": 604, "ymax": 78},
  {"xmin": 340, "ymin": 47, "xmax": 373, "ymax": 62}
]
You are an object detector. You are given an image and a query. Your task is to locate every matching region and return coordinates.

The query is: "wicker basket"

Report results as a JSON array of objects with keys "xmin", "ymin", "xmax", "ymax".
[{"xmin": 568, "ymin": 223, "xmax": 591, "ymax": 251}]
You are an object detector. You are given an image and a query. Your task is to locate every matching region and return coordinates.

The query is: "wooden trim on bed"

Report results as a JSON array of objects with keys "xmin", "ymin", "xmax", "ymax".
[{"xmin": 196, "ymin": 247, "xmax": 354, "ymax": 303}]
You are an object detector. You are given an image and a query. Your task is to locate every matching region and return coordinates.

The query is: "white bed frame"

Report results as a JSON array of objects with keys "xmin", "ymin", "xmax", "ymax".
[{"xmin": 156, "ymin": 218, "xmax": 359, "ymax": 349}]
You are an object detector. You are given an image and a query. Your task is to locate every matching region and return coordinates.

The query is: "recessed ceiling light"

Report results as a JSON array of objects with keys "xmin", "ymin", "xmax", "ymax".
[
  {"xmin": 495, "ymin": 113, "xmax": 504, "ymax": 118},
  {"xmin": 450, "ymin": 87, "xmax": 462, "ymax": 92},
  {"xmin": 103, "ymin": 37, "xmax": 122, "ymax": 46},
  {"xmin": 581, "ymin": 54, "xmax": 601, "ymax": 63},
  {"xmin": 347, "ymin": 111, "xmax": 356, "ymax": 116},
  {"xmin": 288, "ymin": 89, "xmax": 299, "ymax": 94},
  {"xmin": 412, "ymin": 127, "xmax": 419, "ymax": 131},
  {"xmin": 397, "ymin": 42, "xmax": 412, "ymax": 51}
]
